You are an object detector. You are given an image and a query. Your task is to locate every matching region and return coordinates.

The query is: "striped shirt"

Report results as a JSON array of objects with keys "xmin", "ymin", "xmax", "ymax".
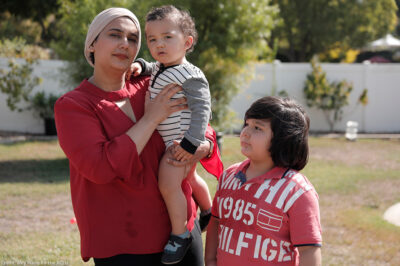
[{"xmin": 141, "ymin": 59, "xmax": 211, "ymax": 153}]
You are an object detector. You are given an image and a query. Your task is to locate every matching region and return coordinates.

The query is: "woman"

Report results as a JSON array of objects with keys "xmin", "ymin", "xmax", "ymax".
[{"xmin": 54, "ymin": 7, "xmax": 222, "ymax": 266}]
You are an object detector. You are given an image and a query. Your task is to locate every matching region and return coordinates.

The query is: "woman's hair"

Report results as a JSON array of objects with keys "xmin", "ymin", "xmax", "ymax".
[
  {"xmin": 146, "ymin": 5, "xmax": 198, "ymax": 53},
  {"xmin": 244, "ymin": 96, "xmax": 310, "ymax": 170}
]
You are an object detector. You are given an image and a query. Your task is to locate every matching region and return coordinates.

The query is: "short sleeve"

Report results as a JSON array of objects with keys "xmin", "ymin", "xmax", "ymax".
[{"xmin": 288, "ymin": 190, "xmax": 322, "ymax": 246}]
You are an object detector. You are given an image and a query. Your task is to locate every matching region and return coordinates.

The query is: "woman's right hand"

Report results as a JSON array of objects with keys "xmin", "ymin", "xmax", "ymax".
[
  {"xmin": 126, "ymin": 84, "xmax": 187, "ymax": 154},
  {"xmin": 143, "ymin": 84, "xmax": 187, "ymax": 125}
]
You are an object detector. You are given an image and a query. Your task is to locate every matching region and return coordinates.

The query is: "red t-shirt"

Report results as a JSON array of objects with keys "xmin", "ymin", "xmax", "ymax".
[
  {"xmin": 211, "ymin": 160, "xmax": 322, "ymax": 266},
  {"xmin": 55, "ymin": 76, "xmax": 223, "ymax": 261}
]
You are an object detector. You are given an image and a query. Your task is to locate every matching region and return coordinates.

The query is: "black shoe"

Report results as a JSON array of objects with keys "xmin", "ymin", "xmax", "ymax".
[
  {"xmin": 199, "ymin": 212, "xmax": 211, "ymax": 232},
  {"xmin": 161, "ymin": 234, "xmax": 193, "ymax": 265}
]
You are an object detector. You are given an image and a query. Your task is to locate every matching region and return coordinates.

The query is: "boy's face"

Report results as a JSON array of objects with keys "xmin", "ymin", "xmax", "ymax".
[
  {"xmin": 240, "ymin": 118, "xmax": 273, "ymax": 164},
  {"xmin": 145, "ymin": 17, "xmax": 193, "ymax": 67}
]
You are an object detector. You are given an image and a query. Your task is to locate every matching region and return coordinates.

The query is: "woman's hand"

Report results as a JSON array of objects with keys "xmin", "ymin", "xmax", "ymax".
[
  {"xmin": 143, "ymin": 84, "xmax": 187, "ymax": 126},
  {"xmin": 126, "ymin": 84, "xmax": 186, "ymax": 154}
]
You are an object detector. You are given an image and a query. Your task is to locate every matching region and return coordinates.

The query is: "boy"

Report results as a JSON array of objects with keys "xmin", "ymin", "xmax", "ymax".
[{"xmin": 205, "ymin": 96, "xmax": 322, "ymax": 266}]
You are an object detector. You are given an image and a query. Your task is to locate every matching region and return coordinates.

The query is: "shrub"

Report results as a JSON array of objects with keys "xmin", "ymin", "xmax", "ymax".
[
  {"xmin": 0, "ymin": 37, "xmax": 51, "ymax": 59},
  {"xmin": 30, "ymin": 91, "xmax": 59, "ymax": 119},
  {"xmin": 304, "ymin": 59, "xmax": 368, "ymax": 132},
  {"xmin": 0, "ymin": 58, "xmax": 42, "ymax": 112}
]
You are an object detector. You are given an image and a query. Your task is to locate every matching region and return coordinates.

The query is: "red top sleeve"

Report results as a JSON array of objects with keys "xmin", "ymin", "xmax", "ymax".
[
  {"xmin": 289, "ymin": 190, "xmax": 322, "ymax": 246},
  {"xmin": 200, "ymin": 125, "xmax": 224, "ymax": 179},
  {"xmin": 55, "ymin": 95, "xmax": 143, "ymax": 185}
]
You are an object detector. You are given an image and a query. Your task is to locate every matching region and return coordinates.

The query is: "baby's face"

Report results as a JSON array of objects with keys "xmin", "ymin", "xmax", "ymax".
[{"xmin": 145, "ymin": 17, "xmax": 193, "ymax": 67}]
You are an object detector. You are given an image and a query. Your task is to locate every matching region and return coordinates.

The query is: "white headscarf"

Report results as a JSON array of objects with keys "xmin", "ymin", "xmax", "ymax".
[{"xmin": 84, "ymin": 7, "xmax": 141, "ymax": 67}]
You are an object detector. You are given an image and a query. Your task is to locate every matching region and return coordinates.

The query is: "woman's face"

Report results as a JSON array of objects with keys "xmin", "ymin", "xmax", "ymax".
[{"xmin": 91, "ymin": 17, "xmax": 139, "ymax": 72}]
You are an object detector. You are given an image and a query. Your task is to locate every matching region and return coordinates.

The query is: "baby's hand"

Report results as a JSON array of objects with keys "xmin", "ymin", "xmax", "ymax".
[
  {"xmin": 126, "ymin": 62, "xmax": 142, "ymax": 80},
  {"xmin": 174, "ymin": 144, "xmax": 194, "ymax": 162}
]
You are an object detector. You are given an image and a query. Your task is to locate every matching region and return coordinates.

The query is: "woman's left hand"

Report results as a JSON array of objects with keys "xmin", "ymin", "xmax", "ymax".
[{"xmin": 142, "ymin": 84, "xmax": 186, "ymax": 126}]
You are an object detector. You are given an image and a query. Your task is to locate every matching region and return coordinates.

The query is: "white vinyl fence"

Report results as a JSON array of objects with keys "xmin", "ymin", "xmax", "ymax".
[
  {"xmin": 0, "ymin": 58, "xmax": 68, "ymax": 134},
  {"xmin": 229, "ymin": 61, "xmax": 400, "ymax": 133},
  {"xmin": 1, "ymin": 58, "xmax": 400, "ymax": 134}
]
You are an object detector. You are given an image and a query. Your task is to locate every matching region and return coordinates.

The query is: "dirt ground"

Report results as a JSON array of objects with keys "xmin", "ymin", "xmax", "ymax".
[
  {"xmin": 310, "ymin": 138, "xmax": 400, "ymax": 170},
  {"xmin": 0, "ymin": 193, "xmax": 75, "ymax": 234},
  {"xmin": 310, "ymin": 138, "xmax": 400, "ymax": 265},
  {"xmin": 1, "ymin": 136, "xmax": 399, "ymax": 265}
]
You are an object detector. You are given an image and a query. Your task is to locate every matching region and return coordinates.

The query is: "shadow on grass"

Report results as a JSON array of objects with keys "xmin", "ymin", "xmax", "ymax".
[
  {"xmin": 0, "ymin": 158, "xmax": 69, "ymax": 183},
  {"xmin": 0, "ymin": 137, "xmax": 59, "ymax": 146}
]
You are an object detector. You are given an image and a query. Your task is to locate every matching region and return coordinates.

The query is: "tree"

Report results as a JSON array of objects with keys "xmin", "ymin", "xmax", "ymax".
[
  {"xmin": 271, "ymin": 0, "xmax": 398, "ymax": 62},
  {"xmin": 0, "ymin": 0, "xmax": 61, "ymax": 45},
  {"xmin": 0, "ymin": 37, "xmax": 51, "ymax": 59},
  {"xmin": 0, "ymin": 59, "xmax": 42, "ymax": 112},
  {"xmin": 164, "ymin": 0, "xmax": 279, "ymax": 128},
  {"xmin": 0, "ymin": 58, "xmax": 60, "ymax": 135},
  {"xmin": 52, "ymin": 0, "xmax": 131, "ymax": 85},
  {"xmin": 53, "ymin": 0, "xmax": 279, "ymax": 129},
  {"xmin": 395, "ymin": 0, "xmax": 400, "ymax": 36},
  {"xmin": 304, "ymin": 59, "xmax": 368, "ymax": 131}
]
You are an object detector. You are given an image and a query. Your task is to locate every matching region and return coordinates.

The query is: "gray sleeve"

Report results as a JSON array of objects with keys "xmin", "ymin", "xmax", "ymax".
[
  {"xmin": 181, "ymin": 77, "xmax": 211, "ymax": 148},
  {"xmin": 135, "ymin": 58, "xmax": 156, "ymax": 76}
]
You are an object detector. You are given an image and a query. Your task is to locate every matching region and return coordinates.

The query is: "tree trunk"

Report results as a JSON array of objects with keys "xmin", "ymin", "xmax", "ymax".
[{"xmin": 323, "ymin": 111, "xmax": 335, "ymax": 132}]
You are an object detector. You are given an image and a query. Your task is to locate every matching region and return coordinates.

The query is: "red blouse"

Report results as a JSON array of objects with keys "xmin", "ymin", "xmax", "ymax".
[{"xmin": 55, "ymin": 76, "xmax": 223, "ymax": 261}]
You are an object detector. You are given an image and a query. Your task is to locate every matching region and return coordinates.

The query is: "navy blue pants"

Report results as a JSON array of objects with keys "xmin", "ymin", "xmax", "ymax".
[{"xmin": 93, "ymin": 219, "xmax": 203, "ymax": 266}]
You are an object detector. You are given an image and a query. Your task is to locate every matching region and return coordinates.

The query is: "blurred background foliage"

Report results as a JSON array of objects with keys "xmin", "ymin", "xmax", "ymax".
[
  {"xmin": 49, "ymin": 0, "xmax": 280, "ymax": 129},
  {"xmin": 270, "ymin": 0, "xmax": 398, "ymax": 62},
  {"xmin": 0, "ymin": 0, "xmax": 398, "ymax": 129}
]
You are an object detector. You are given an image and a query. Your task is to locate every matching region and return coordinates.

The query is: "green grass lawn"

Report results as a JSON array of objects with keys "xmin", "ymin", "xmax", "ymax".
[{"xmin": 1, "ymin": 136, "xmax": 400, "ymax": 265}]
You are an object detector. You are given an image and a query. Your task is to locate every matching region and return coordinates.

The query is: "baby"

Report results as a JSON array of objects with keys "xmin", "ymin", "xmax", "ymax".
[{"xmin": 132, "ymin": 5, "xmax": 216, "ymax": 264}]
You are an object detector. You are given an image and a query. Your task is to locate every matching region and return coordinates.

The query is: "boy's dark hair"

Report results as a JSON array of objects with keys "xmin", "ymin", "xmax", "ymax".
[
  {"xmin": 146, "ymin": 5, "xmax": 198, "ymax": 53},
  {"xmin": 244, "ymin": 96, "xmax": 310, "ymax": 170}
]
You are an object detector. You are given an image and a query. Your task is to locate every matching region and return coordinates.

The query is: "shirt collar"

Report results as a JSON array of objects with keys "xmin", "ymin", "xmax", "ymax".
[
  {"xmin": 78, "ymin": 79, "xmax": 130, "ymax": 101},
  {"xmin": 158, "ymin": 57, "xmax": 187, "ymax": 70},
  {"xmin": 234, "ymin": 159, "xmax": 289, "ymax": 185}
]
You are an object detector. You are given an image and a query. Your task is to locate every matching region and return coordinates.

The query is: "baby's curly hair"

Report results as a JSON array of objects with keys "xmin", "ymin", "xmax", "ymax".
[{"xmin": 146, "ymin": 5, "xmax": 198, "ymax": 53}]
